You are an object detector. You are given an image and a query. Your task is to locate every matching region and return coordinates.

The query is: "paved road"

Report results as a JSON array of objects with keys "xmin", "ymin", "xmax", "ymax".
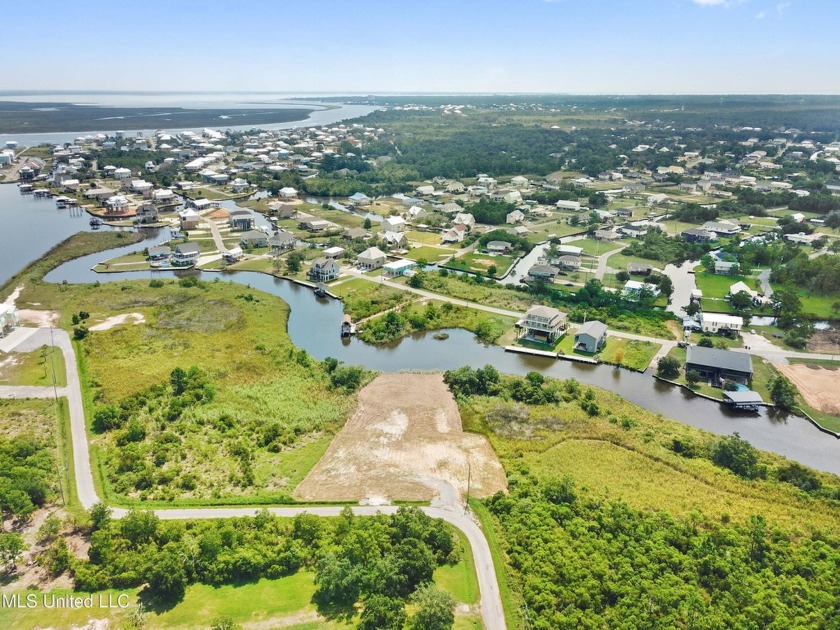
[
  {"xmin": 204, "ymin": 216, "xmax": 229, "ymax": 254},
  {"xmin": 1, "ymin": 325, "xmax": 507, "ymax": 630},
  {"xmin": 594, "ymin": 246, "xmax": 625, "ymax": 280},
  {"xmin": 757, "ymin": 269, "xmax": 774, "ymax": 297}
]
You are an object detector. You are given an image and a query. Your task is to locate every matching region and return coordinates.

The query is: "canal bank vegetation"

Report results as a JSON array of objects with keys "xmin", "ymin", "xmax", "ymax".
[
  {"xmin": 358, "ymin": 299, "xmax": 515, "ymax": 346},
  {"xmin": 0, "ymin": 231, "xmax": 146, "ymax": 304},
  {"xmin": 443, "ymin": 367, "xmax": 840, "ymax": 628},
  {"xmin": 64, "ymin": 278, "xmax": 369, "ymax": 505}
]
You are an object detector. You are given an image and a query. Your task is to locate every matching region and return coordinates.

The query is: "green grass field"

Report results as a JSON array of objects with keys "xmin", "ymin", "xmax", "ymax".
[
  {"xmin": 694, "ymin": 271, "xmax": 758, "ymax": 300},
  {"xmin": 331, "ymin": 277, "xmax": 414, "ymax": 320},
  {"xmin": 0, "ymin": 345, "xmax": 66, "ymax": 387},
  {"xmin": 405, "ymin": 245, "xmax": 456, "ymax": 262},
  {"xmin": 448, "ymin": 252, "xmax": 515, "ymax": 275}
]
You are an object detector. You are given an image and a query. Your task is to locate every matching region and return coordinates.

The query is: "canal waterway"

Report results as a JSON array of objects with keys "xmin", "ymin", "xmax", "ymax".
[{"xmin": 3, "ymin": 185, "xmax": 840, "ymax": 475}]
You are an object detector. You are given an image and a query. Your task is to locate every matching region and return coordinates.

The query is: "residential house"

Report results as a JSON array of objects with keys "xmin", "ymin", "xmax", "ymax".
[
  {"xmin": 453, "ymin": 213, "xmax": 475, "ymax": 230},
  {"xmin": 557, "ymin": 244, "xmax": 583, "ymax": 256},
  {"xmin": 521, "ymin": 305, "xmax": 567, "ymax": 343},
  {"xmin": 442, "ymin": 225, "xmax": 467, "ymax": 243},
  {"xmin": 268, "ymin": 232, "xmax": 297, "ymax": 252},
  {"xmin": 445, "ymin": 181, "xmax": 465, "ymax": 194},
  {"xmin": 104, "ymin": 195, "xmax": 130, "ymax": 214},
  {"xmin": 113, "ymin": 167, "xmax": 132, "ymax": 180},
  {"xmin": 557, "ymin": 256, "xmax": 581, "ymax": 270},
  {"xmin": 406, "ymin": 206, "xmax": 427, "ymax": 221},
  {"xmin": 383, "ymin": 259, "xmax": 416, "ymax": 277},
  {"xmin": 309, "ymin": 257, "xmax": 340, "ymax": 282},
  {"xmin": 271, "ymin": 203, "xmax": 297, "ymax": 220},
  {"xmin": 619, "ymin": 223, "xmax": 648, "ymax": 238},
  {"xmin": 179, "ymin": 209, "xmax": 201, "ymax": 230},
  {"xmin": 172, "ymin": 242, "xmax": 201, "ymax": 267},
  {"xmin": 714, "ymin": 260, "xmax": 738, "ymax": 275},
  {"xmin": 555, "ymin": 200, "xmax": 581, "ymax": 212},
  {"xmin": 574, "ymin": 320, "xmax": 608, "ymax": 353},
  {"xmin": 343, "ymin": 227, "xmax": 370, "ymax": 241},
  {"xmin": 527, "ymin": 264, "xmax": 559, "ymax": 281},
  {"xmin": 647, "ymin": 193, "xmax": 670, "ymax": 205},
  {"xmin": 486, "ymin": 241, "xmax": 512, "ymax": 254},
  {"xmin": 187, "ymin": 198, "xmax": 219, "ymax": 211},
  {"xmin": 230, "ymin": 178, "xmax": 250, "ymax": 193},
  {"xmin": 323, "ymin": 246, "xmax": 345, "ymax": 260},
  {"xmin": 785, "ymin": 232, "xmax": 819, "ymax": 245},
  {"xmin": 146, "ymin": 245, "xmax": 170, "ymax": 261},
  {"xmin": 380, "ymin": 231, "xmax": 408, "ymax": 249},
  {"xmin": 357, "ymin": 247, "xmax": 387, "ymax": 270},
  {"xmin": 682, "ymin": 228, "xmax": 717, "ymax": 243},
  {"xmin": 594, "ymin": 229, "xmax": 620, "ymax": 241},
  {"xmin": 699, "ymin": 313, "xmax": 743, "ymax": 334},
  {"xmin": 382, "ymin": 216, "xmax": 407, "ymax": 233},
  {"xmin": 348, "ymin": 192, "xmax": 372, "ymax": 206},
  {"xmin": 0, "ymin": 304, "xmax": 20, "ymax": 338},
  {"xmin": 440, "ymin": 202, "xmax": 463, "ymax": 214},
  {"xmin": 627, "ymin": 262, "xmax": 653, "ymax": 275},
  {"xmin": 416, "ymin": 185, "xmax": 435, "ymax": 197},
  {"xmin": 240, "ymin": 230, "xmax": 268, "ymax": 248},
  {"xmin": 229, "ymin": 209, "xmax": 255, "ymax": 231},
  {"xmin": 615, "ymin": 207, "xmax": 634, "ymax": 218},
  {"xmin": 506, "ymin": 209, "xmax": 525, "ymax": 224},
  {"xmin": 278, "ymin": 186, "xmax": 298, "ymax": 199},
  {"xmin": 135, "ymin": 203, "xmax": 159, "ymax": 224},
  {"xmin": 685, "ymin": 346, "xmax": 753, "ymax": 386},
  {"xmin": 624, "ymin": 280, "xmax": 660, "ymax": 300},
  {"xmin": 152, "ymin": 188, "xmax": 175, "ymax": 204},
  {"xmin": 702, "ymin": 220, "xmax": 741, "ymax": 236},
  {"xmin": 299, "ymin": 217, "xmax": 332, "ymax": 232},
  {"xmin": 510, "ymin": 175, "xmax": 529, "ymax": 187}
]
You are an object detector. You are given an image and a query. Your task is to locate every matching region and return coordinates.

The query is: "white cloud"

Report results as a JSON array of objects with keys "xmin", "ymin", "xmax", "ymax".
[
  {"xmin": 691, "ymin": 0, "xmax": 747, "ymax": 6},
  {"xmin": 776, "ymin": 2, "xmax": 790, "ymax": 16},
  {"xmin": 755, "ymin": 10, "xmax": 766, "ymax": 18}
]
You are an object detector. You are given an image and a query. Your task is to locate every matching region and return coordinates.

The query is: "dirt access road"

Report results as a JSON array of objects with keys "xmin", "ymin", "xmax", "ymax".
[
  {"xmin": 777, "ymin": 363, "xmax": 840, "ymax": 416},
  {"xmin": 295, "ymin": 373, "xmax": 507, "ymax": 504}
]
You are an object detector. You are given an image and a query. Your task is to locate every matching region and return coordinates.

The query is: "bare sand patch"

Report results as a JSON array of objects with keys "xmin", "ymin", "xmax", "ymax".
[
  {"xmin": 88, "ymin": 313, "xmax": 146, "ymax": 332},
  {"xmin": 294, "ymin": 373, "xmax": 507, "ymax": 504},
  {"xmin": 17, "ymin": 309, "xmax": 59, "ymax": 327},
  {"xmin": 778, "ymin": 364, "xmax": 840, "ymax": 416}
]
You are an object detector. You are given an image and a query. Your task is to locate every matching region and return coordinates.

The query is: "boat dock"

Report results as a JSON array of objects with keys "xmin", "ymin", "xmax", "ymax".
[{"xmin": 503, "ymin": 346, "xmax": 598, "ymax": 364}]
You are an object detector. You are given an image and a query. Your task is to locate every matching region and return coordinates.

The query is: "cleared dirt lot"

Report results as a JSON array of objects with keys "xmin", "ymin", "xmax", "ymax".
[
  {"xmin": 294, "ymin": 373, "xmax": 507, "ymax": 504},
  {"xmin": 778, "ymin": 363, "xmax": 840, "ymax": 415}
]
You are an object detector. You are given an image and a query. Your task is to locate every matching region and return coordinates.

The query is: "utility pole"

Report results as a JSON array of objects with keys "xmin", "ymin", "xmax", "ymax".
[{"xmin": 464, "ymin": 460, "xmax": 471, "ymax": 515}]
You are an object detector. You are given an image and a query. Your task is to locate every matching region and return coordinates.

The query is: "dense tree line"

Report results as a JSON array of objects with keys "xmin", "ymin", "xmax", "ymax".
[
  {"xmin": 486, "ymin": 474, "xmax": 840, "ymax": 629},
  {"xmin": 0, "ymin": 433, "xmax": 54, "ymax": 520},
  {"xmin": 624, "ymin": 230, "xmax": 710, "ymax": 264},
  {"xmin": 772, "ymin": 253, "xmax": 840, "ymax": 296},
  {"xmin": 73, "ymin": 506, "xmax": 457, "ymax": 627}
]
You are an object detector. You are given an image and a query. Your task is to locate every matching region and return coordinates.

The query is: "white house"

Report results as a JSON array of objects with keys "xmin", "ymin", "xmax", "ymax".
[
  {"xmin": 555, "ymin": 200, "xmax": 581, "ymax": 212},
  {"xmin": 506, "ymin": 209, "xmax": 525, "ymax": 224},
  {"xmin": 521, "ymin": 305, "xmax": 567, "ymax": 343},
  {"xmin": 278, "ymin": 187, "xmax": 298, "ymax": 199},
  {"xmin": 442, "ymin": 225, "xmax": 467, "ymax": 243},
  {"xmin": 510, "ymin": 175, "xmax": 529, "ymax": 187},
  {"xmin": 623, "ymin": 280, "xmax": 660, "ymax": 300},
  {"xmin": 382, "ymin": 216, "xmax": 406, "ymax": 232},
  {"xmin": 383, "ymin": 259, "xmax": 416, "ymax": 277},
  {"xmin": 0, "ymin": 304, "xmax": 20, "ymax": 338},
  {"xmin": 357, "ymin": 246, "xmax": 387, "ymax": 270},
  {"xmin": 113, "ymin": 167, "xmax": 132, "ymax": 180},
  {"xmin": 453, "ymin": 212, "xmax": 475, "ymax": 229},
  {"xmin": 699, "ymin": 313, "xmax": 743, "ymax": 334}
]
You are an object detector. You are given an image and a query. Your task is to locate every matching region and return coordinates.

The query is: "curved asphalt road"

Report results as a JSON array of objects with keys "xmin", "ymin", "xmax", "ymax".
[{"xmin": 2, "ymin": 327, "xmax": 506, "ymax": 630}]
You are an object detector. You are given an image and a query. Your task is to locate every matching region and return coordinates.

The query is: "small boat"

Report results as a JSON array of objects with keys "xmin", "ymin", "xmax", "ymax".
[
  {"xmin": 89, "ymin": 218, "xmax": 103, "ymax": 229},
  {"xmin": 314, "ymin": 283, "xmax": 328, "ymax": 297},
  {"xmin": 341, "ymin": 314, "xmax": 353, "ymax": 337}
]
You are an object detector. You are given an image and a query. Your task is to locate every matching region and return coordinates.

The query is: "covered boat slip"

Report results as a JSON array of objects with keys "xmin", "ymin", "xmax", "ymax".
[{"xmin": 723, "ymin": 390, "xmax": 765, "ymax": 412}]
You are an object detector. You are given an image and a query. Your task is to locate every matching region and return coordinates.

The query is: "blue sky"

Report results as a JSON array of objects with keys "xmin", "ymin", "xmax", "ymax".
[{"xmin": 0, "ymin": 0, "xmax": 837, "ymax": 94}]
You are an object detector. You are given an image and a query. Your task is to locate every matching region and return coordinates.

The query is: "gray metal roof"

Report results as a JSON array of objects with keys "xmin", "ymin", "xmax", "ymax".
[
  {"xmin": 723, "ymin": 390, "xmax": 764, "ymax": 404},
  {"xmin": 686, "ymin": 345, "xmax": 753, "ymax": 374},
  {"xmin": 576, "ymin": 320, "xmax": 608, "ymax": 339}
]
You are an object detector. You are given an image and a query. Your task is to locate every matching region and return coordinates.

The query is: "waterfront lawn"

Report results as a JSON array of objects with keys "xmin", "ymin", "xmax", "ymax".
[
  {"xmin": 405, "ymin": 245, "xmax": 456, "ymax": 263},
  {"xmin": 604, "ymin": 251, "xmax": 663, "ymax": 272},
  {"xmin": 448, "ymin": 252, "xmax": 515, "ymax": 276},
  {"xmin": 695, "ymin": 271, "xmax": 756, "ymax": 300},
  {"xmin": 406, "ymin": 229, "xmax": 447, "ymax": 245},
  {"xmin": 0, "ymin": 345, "xmax": 66, "ymax": 387},
  {"xmin": 331, "ymin": 278, "xmax": 413, "ymax": 320},
  {"xmin": 524, "ymin": 218, "xmax": 585, "ymax": 240},
  {"xmin": 599, "ymin": 338, "xmax": 661, "ymax": 371},
  {"xmin": 418, "ymin": 272, "xmax": 533, "ymax": 313}
]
